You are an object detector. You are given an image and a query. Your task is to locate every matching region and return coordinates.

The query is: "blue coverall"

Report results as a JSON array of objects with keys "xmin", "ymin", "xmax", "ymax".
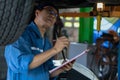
[{"xmin": 4, "ymin": 22, "xmax": 56, "ymax": 80}]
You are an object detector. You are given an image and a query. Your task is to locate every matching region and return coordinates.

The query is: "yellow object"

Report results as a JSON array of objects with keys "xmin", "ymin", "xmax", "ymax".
[{"xmin": 97, "ymin": 15, "xmax": 102, "ymax": 31}]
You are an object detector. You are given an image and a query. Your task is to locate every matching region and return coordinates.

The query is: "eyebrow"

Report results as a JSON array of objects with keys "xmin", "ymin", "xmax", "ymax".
[{"xmin": 44, "ymin": 6, "xmax": 57, "ymax": 12}]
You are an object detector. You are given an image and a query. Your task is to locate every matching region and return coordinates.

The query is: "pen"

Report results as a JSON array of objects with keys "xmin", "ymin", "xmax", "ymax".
[
  {"xmin": 53, "ymin": 39, "xmax": 67, "ymax": 61},
  {"xmin": 62, "ymin": 50, "xmax": 66, "ymax": 61}
]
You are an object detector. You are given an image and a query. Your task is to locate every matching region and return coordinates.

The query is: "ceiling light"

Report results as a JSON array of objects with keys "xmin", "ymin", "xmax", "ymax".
[{"xmin": 97, "ymin": 2, "xmax": 104, "ymax": 12}]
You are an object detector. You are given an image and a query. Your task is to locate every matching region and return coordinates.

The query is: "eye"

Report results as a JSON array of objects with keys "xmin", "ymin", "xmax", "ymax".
[{"xmin": 48, "ymin": 9, "xmax": 57, "ymax": 17}]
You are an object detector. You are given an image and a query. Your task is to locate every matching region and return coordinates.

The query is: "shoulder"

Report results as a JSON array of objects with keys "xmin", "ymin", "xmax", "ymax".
[
  {"xmin": 11, "ymin": 23, "xmax": 34, "ymax": 46},
  {"xmin": 21, "ymin": 22, "xmax": 35, "ymax": 40}
]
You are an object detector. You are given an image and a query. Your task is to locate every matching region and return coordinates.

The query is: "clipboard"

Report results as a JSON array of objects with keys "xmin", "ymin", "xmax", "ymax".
[{"xmin": 49, "ymin": 49, "xmax": 89, "ymax": 74}]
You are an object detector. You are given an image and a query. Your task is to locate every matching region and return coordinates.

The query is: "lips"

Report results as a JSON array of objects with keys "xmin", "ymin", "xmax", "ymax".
[{"xmin": 47, "ymin": 18, "xmax": 53, "ymax": 23}]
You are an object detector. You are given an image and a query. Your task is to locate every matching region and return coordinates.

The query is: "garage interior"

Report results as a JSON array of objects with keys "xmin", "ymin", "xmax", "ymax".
[{"xmin": 0, "ymin": 0, "xmax": 120, "ymax": 80}]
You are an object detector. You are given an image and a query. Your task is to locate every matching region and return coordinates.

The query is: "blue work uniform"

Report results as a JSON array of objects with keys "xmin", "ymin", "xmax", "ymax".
[{"xmin": 4, "ymin": 22, "xmax": 56, "ymax": 80}]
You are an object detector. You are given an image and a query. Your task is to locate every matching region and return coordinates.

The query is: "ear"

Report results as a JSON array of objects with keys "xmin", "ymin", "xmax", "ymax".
[{"xmin": 35, "ymin": 10, "xmax": 39, "ymax": 16}]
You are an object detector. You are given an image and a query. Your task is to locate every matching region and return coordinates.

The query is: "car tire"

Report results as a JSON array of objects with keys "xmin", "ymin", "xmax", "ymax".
[{"xmin": 0, "ymin": 0, "xmax": 34, "ymax": 46}]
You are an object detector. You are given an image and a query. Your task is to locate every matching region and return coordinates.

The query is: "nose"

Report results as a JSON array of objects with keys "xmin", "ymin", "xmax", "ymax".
[
  {"xmin": 48, "ymin": 13, "xmax": 56, "ymax": 20},
  {"xmin": 50, "ymin": 14, "xmax": 56, "ymax": 18}
]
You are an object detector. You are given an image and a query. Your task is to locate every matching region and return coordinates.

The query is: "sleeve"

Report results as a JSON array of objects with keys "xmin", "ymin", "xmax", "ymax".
[
  {"xmin": 48, "ymin": 58, "xmax": 58, "ymax": 80},
  {"xmin": 45, "ymin": 38, "xmax": 56, "ymax": 70},
  {"xmin": 47, "ymin": 57, "xmax": 56, "ymax": 70},
  {"xmin": 4, "ymin": 31, "xmax": 34, "ymax": 73},
  {"xmin": 44, "ymin": 38, "xmax": 58, "ymax": 79}
]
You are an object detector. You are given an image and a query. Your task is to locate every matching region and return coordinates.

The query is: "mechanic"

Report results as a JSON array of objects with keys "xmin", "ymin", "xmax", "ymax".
[{"xmin": 4, "ymin": 2, "xmax": 74, "ymax": 80}]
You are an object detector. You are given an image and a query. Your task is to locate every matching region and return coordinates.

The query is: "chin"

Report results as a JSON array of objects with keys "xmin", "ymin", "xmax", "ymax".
[
  {"xmin": 47, "ymin": 23, "xmax": 53, "ymax": 27},
  {"xmin": 44, "ymin": 25, "xmax": 52, "ymax": 29}
]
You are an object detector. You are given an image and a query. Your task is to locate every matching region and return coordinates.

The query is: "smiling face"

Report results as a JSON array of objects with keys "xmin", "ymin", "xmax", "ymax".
[{"xmin": 34, "ymin": 6, "xmax": 58, "ymax": 29}]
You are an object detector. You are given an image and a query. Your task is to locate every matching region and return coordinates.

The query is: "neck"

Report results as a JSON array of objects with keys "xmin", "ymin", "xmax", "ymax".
[
  {"xmin": 39, "ymin": 27, "xmax": 46, "ymax": 37},
  {"xmin": 34, "ymin": 20, "xmax": 46, "ymax": 37}
]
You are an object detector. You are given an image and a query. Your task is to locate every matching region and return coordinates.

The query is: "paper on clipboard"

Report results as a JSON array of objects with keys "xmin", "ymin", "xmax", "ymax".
[{"xmin": 49, "ymin": 49, "xmax": 89, "ymax": 74}]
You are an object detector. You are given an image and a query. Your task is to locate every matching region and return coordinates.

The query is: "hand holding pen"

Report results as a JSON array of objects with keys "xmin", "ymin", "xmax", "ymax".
[{"xmin": 53, "ymin": 36, "xmax": 69, "ymax": 61}]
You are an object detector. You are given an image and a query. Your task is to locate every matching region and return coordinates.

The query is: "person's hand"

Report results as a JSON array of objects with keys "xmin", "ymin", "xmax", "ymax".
[
  {"xmin": 50, "ymin": 60, "xmax": 75, "ymax": 77},
  {"xmin": 61, "ymin": 60, "xmax": 75, "ymax": 72},
  {"xmin": 53, "ymin": 36, "xmax": 69, "ymax": 53}
]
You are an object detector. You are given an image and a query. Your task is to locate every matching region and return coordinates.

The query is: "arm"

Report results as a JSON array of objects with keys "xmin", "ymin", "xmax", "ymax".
[{"xmin": 29, "ymin": 36, "xmax": 69, "ymax": 69}]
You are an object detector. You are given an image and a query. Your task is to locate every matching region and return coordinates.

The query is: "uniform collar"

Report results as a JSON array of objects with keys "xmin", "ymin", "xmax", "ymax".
[{"xmin": 29, "ymin": 21, "xmax": 42, "ymax": 38}]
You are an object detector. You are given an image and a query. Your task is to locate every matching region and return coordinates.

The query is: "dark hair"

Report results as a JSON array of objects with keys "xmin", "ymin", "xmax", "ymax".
[
  {"xmin": 35, "ymin": 2, "xmax": 58, "ymax": 13},
  {"xmin": 29, "ymin": 2, "xmax": 59, "ymax": 22}
]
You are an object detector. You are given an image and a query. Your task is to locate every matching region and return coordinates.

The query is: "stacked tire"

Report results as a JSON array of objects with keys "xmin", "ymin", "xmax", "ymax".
[{"xmin": 0, "ymin": 0, "xmax": 34, "ymax": 46}]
